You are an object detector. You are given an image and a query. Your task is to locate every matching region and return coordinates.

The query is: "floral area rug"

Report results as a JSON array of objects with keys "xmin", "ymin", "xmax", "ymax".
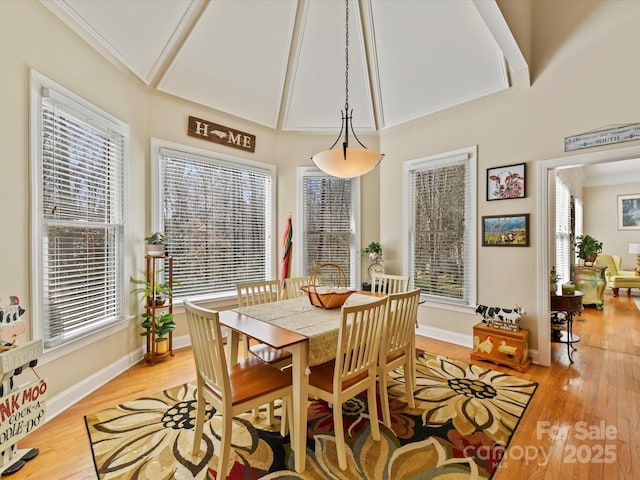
[{"xmin": 85, "ymin": 352, "xmax": 537, "ymax": 479}]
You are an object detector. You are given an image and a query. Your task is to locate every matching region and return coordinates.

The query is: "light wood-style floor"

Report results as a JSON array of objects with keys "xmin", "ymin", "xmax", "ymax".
[{"xmin": 19, "ymin": 291, "xmax": 640, "ymax": 479}]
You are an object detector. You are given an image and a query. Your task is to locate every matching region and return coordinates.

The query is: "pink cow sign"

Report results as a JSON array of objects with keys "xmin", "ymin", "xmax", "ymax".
[{"xmin": 486, "ymin": 163, "xmax": 526, "ymax": 201}]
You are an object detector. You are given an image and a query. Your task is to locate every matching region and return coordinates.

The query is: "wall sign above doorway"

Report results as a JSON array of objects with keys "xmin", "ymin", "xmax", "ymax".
[
  {"xmin": 188, "ymin": 115, "xmax": 256, "ymax": 153},
  {"xmin": 564, "ymin": 123, "xmax": 640, "ymax": 152}
]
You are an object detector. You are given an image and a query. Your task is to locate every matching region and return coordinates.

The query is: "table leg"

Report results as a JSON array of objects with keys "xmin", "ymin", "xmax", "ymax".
[
  {"xmin": 567, "ymin": 318, "xmax": 572, "ymax": 362},
  {"xmin": 409, "ymin": 334, "xmax": 417, "ymax": 407},
  {"xmin": 288, "ymin": 341, "xmax": 308, "ymax": 473},
  {"xmin": 227, "ymin": 329, "xmax": 239, "ymax": 364},
  {"xmin": 567, "ymin": 313, "xmax": 576, "ymax": 363}
]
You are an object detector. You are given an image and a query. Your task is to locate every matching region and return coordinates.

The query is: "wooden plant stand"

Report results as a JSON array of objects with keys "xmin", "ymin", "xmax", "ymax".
[{"xmin": 144, "ymin": 255, "xmax": 174, "ymax": 364}]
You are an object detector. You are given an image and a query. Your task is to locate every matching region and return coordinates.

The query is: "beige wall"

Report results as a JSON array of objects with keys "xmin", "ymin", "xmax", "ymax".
[
  {"xmin": 0, "ymin": 1, "xmax": 284, "ymax": 405},
  {"xmin": 379, "ymin": 0, "xmax": 640, "ymax": 352},
  {"xmin": 584, "ymin": 182, "xmax": 640, "ymax": 266},
  {"xmin": 0, "ymin": 1, "xmax": 380, "ymax": 408},
  {"xmin": 3, "ymin": 0, "xmax": 640, "ymax": 410}
]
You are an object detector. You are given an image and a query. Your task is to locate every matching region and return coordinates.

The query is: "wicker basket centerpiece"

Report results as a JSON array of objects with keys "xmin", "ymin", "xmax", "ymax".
[{"xmin": 300, "ymin": 263, "xmax": 355, "ymax": 309}]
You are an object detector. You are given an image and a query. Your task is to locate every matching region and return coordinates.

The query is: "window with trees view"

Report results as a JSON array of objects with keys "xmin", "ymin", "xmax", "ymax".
[
  {"xmin": 404, "ymin": 147, "xmax": 476, "ymax": 306},
  {"xmin": 31, "ymin": 70, "xmax": 128, "ymax": 348},
  {"xmin": 152, "ymin": 142, "xmax": 275, "ymax": 302},
  {"xmin": 299, "ymin": 168, "xmax": 360, "ymax": 287}
]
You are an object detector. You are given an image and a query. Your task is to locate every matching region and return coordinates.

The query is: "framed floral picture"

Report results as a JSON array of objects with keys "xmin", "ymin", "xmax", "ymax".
[
  {"xmin": 486, "ymin": 163, "xmax": 525, "ymax": 201},
  {"xmin": 618, "ymin": 193, "xmax": 640, "ymax": 230},
  {"xmin": 482, "ymin": 214, "xmax": 530, "ymax": 247}
]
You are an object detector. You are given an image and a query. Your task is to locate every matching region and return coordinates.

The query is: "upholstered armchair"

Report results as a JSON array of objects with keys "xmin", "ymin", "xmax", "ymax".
[{"xmin": 595, "ymin": 253, "xmax": 640, "ymax": 296}]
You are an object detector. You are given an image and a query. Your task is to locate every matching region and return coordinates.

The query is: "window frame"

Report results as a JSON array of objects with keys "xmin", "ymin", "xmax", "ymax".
[
  {"xmin": 150, "ymin": 138, "xmax": 276, "ymax": 303},
  {"xmin": 402, "ymin": 146, "xmax": 477, "ymax": 311},
  {"xmin": 30, "ymin": 69, "xmax": 130, "ymax": 354},
  {"xmin": 296, "ymin": 167, "xmax": 361, "ymax": 288}
]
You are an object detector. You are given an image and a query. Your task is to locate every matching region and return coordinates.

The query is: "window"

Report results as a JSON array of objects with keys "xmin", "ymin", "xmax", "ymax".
[
  {"xmin": 555, "ymin": 177, "xmax": 573, "ymax": 284},
  {"xmin": 298, "ymin": 168, "xmax": 360, "ymax": 287},
  {"xmin": 404, "ymin": 147, "xmax": 476, "ymax": 306},
  {"xmin": 31, "ymin": 71, "xmax": 128, "ymax": 348},
  {"xmin": 152, "ymin": 141, "xmax": 275, "ymax": 301}
]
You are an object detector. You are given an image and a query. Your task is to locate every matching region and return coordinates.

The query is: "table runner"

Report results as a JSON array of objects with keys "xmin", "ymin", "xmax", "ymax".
[{"xmin": 233, "ymin": 293, "xmax": 377, "ymax": 366}]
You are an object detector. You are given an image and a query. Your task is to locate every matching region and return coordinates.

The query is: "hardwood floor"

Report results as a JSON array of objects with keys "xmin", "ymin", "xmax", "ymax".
[{"xmin": 19, "ymin": 291, "xmax": 640, "ymax": 479}]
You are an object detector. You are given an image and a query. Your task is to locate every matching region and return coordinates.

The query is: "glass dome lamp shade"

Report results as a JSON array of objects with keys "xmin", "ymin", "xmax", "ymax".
[
  {"xmin": 312, "ymin": 146, "xmax": 383, "ymax": 178},
  {"xmin": 312, "ymin": 110, "xmax": 384, "ymax": 178}
]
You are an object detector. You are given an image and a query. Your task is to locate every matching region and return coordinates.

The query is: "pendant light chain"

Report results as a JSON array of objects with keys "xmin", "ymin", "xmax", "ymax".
[
  {"xmin": 344, "ymin": 0, "xmax": 349, "ymax": 113},
  {"xmin": 309, "ymin": 0, "xmax": 383, "ymax": 178}
]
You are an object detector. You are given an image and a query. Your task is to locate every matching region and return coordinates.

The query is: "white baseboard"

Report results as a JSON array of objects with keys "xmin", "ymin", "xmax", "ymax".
[
  {"xmin": 45, "ymin": 334, "xmax": 192, "ymax": 420},
  {"xmin": 416, "ymin": 324, "xmax": 473, "ymax": 348}
]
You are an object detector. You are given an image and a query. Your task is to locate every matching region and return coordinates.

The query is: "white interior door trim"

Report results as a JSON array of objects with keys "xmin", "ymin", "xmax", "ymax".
[{"xmin": 536, "ymin": 144, "xmax": 640, "ymax": 367}]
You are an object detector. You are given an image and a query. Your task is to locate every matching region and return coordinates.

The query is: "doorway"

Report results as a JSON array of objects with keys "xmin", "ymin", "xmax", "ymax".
[{"xmin": 536, "ymin": 144, "xmax": 640, "ymax": 366}]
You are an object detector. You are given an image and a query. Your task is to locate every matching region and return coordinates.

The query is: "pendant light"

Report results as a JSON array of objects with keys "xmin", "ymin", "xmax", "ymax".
[{"xmin": 311, "ymin": 0, "xmax": 384, "ymax": 178}]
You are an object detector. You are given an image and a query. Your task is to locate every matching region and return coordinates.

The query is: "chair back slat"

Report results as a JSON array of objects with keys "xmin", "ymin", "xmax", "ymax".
[
  {"xmin": 284, "ymin": 276, "xmax": 312, "ymax": 299},
  {"xmin": 371, "ymin": 273, "xmax": 410, "ymax": 294},
  {"xmin": 382, "ymin": 289, "xmax": 421, "ymax": 360},
  {"xmin": 237, "ymin": 280, "xmax": 281, "ymax": 306},
  {"xmin": 336, "ymin": 296, "xmax": 388, "ymax": 385},
  {"xmin": 184, "ymin": 300, "xmax": 230, "ymax": 402}
]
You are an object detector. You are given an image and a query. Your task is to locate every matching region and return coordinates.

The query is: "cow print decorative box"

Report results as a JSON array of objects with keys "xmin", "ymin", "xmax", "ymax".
[{"xmin": 471, "ymin": 322, "xmax": 531, "ymax": 372}]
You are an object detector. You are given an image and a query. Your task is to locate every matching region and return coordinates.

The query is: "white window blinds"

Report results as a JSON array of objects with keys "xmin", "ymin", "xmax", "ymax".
[
  {"xmin": 158, "ymin": 148, "xmax": 274, "ymax": 300},
  {"xmin": 300, "ymin": 170, "xmax": 359, "ymax": 287},
  {"xmin": 405, "ymin": 149, "xmax": 476, "ymax": 305},
  {"xmin": 555, "ymin": 177, "xmax": 572, "ymax": 284},
  {"xmin": 36, "ymin": 83, "xmax": 127, "ymax": 348}
]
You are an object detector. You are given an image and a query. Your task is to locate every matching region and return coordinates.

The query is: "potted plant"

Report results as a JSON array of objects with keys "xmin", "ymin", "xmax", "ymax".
[
  {"xmin": 130, "ymin": 273, "xmax": 172, "ymax": 306},
  {"xmin": 145, "ymin": 232, "xmax": 168, "ymax": 256},
  {"xmin": 575, "ymin": 234, "xmax": 603, "ymax": 265},
  {"xmin": 139, "ymin": 311, "xmax": 175, "ymax": 354},
  {"xmin": 360, "ymin": 241, "xmax": 383, "ymax": 261},
  {"xmin": 550, "ymin": 266, "xmax": 559, "ymax": 295}
]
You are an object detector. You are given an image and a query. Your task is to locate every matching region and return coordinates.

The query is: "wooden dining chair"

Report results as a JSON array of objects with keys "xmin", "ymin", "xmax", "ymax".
[
  {"xmin": 283, "ymin": 276, "xmax": 312, "ymax": 299},
  {"xmin": 184, "ymin": 300, "xmax": 292, "ymax": 480},
  {"xmin": 306, "ymin": 295, "xmax": 389, "ymax": 470},
  {"xmin": 371, "ymin": 273, "xmax": 410, "ymax": 294},
  {"xmin": 377, "ymin": 288, "xmax": 421, "ymax": 428},
  {"xmin": 236, "ymin": 280, "xmax": 292, "ymax": 367},
  {"xmin": 236, "ymin": 280, "xmax": 292, "ymax": 422}
]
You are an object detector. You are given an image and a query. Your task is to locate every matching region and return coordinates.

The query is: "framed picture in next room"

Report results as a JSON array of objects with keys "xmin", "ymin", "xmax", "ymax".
[
  {"xmin": 486, "ymin": 163, "xmax": 526, "ymax": 201},
  {"xmin": 482, "ymin": 214, "xmax": 530, "ymax": 247},
  {"xmin": 618, "ymin": 193, "xmax": 640, "ymax": 230}
]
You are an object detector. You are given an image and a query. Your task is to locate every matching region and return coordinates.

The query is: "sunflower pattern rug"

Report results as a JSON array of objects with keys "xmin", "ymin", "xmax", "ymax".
[{"xmin": 85, "ymin": 352, "xmax": 537, "ymax": 479}]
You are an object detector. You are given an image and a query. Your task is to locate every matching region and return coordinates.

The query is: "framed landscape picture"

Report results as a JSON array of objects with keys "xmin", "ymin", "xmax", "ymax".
[
  {"xmin": 482, "ymin": 214, "xmax": 530, "ymax": 246},
  {"xmin": 486, "ymin": 163, "xmax": 526, "ymax": 201},
  {"xmin": 618, "ymin": 193, "xmax": 640, "ymax": 230}
]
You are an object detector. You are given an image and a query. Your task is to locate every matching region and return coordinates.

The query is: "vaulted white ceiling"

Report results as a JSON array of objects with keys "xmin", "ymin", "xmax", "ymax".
[{"xmin": 42, "ymin": 0, "xmax": 528, "ymax": 133}]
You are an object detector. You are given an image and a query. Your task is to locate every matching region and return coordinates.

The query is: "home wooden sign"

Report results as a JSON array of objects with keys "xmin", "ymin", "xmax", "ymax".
[{"xmin": 188, "ymin": 116, "xmax": 256, "ymax": 153}]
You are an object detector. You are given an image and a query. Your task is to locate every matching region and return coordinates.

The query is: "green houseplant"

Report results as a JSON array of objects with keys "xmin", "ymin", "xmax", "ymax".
[
  {"xmin": 360, "ymin": 241, "xmax": 382, "ymax": 261},
  {"xmin": 575, "ymin": 234, "xmax": 603, "ymax": 264},
  {"xmin": 139, "ymin": 311, "xmax": 175, "ymax": 354},
  {"xmin": 145, "ymin": 232, "xmax": 168, "ymax": 256},
  {"xmin": 130, "ymin": 274, "xmax": 172, "ymax": 306}
]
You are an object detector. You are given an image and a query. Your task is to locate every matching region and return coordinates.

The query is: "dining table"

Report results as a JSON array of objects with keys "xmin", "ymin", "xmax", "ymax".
[{"xmin": 217, "ymin": 292, "xmax": 383, "ymax": 473}]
